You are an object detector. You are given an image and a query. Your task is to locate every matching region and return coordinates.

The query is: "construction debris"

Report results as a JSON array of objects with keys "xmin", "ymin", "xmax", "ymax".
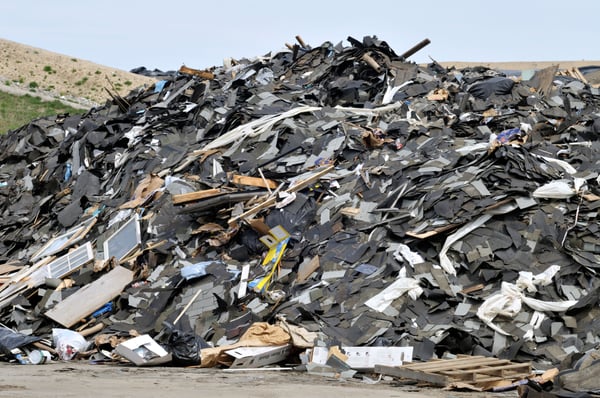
[
  {"xmin": 375, "ymin": 355, "xmax": 532, "ymax": 390},
  {"xmin": 1, "ymin": 35, "xmax": 600, "ymax": 394}
]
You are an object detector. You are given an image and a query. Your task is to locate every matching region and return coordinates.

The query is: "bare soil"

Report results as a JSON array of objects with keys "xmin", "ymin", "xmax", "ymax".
[
  {"xmin": 438, "ymin": 60, "xmax": 600, "ymax": 70},
  {"xmin": 0, "ymin": 38, "xmax": 157, "ymax": 107},
  {"xmin": 0, "ymin": 361, "xmax": 517, "ymax": 398}
]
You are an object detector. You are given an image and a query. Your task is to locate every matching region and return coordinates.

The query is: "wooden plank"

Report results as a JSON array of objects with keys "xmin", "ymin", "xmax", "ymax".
[
  {"xmin": 0, "ymin": 256, "xmax": 71, "ymax": 308},
  {"xmin": 285, "ymin": 165, "xmax": 334, "ymax": 194},
  {"xmin": 79, "ymin": 323, "xmax": 105, "ymax": 337},
  {"xmin": 460, "ymin": 284, "xmax": 485, "ymax": 294},
  {"xmin": 228, "ymin": 165, "xmax": 333, "ymax": 226},
  {"xmin": 228, "ymin": 197, "xmax": 277, "ymax": 226},
  {"xmin": 444, "ymin": 363, "xmax": 530, "ymax": 377},
  {"xmin": 231, "ymin": 174, "xmax": 278, "ymax": 189},
  {"xmin": 172, "ymin": 188, "xmax": 224, "ymax": 205},
  {"xmin": 44, "ymin": 266, "xmax": 134, "ymax": 327},
  {"xmin": 178, "ymin": 65, "xmax": 215, "ymax": 80},
  {"xmin": 572, "ymin": 67, "xmax": 588, "ymax": 84},
  {"xmin": 297, "ymin": 256, "xmax": 320, "ymax": 283},
  {"xmin": 375, "ymin": 364, "xmax": 448, "ymax": 386},
  {"xmin": 0, "ymin": 284, "xmax": 28, "ymax": 310},
  {"xmin": 377, "ymin": 356, "xmax": 531, "ymax": 388},
  {"xmin": 0, "ymin": 263, "xmax": 23, "ymax": 275},
  {"xmin": 405, "ymin": 223, "xmax": 458, "ymax": 239},
  {"xmin": 401, "ymin": 356, "xmax": 500, "ymax": 371}
]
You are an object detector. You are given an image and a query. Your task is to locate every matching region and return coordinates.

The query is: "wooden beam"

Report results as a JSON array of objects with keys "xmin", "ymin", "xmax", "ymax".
[
  {"xmin": 361, "ymin": 53, "xmax": 382, "ymax": 73},
  {"xmin": 174, "ymin": 289, "xmax": 202, "ymax": 324},
  {"xmin": 406, "ymin": 223, "xmax": 458, "ymax": 239},
  {"xmin": 0, "ymin": 256, "xmax": 54, "ymax": 296},
  {"xmin": 460, "ymin": 284, "xmax": 485, "ymax": 295},
  {"xmin": 297, "ymin": 256, "xmax": 320, "ymax": 283},
  {"xmin": 178, "ymin": 65, "xmax": 215, "ymax": 80},
  {"xmin": 376, "ymin": 356, "xmax": 531, "ymax": 388},
  {"xmin": 231, "ymin": 174, "xmax": 278, "ymax": 189},
  {"xmin": 32, "ymin": 341, "xmax": 57, "ymax": 355},
  {"xmin": 79, "ymin": 322, "xmax": 105, "ymax": 337},
  {"xmin": 172, "ymin": 188, "xmax": 224, "ymax": 205},
  {"xmin": 227, "ymin": 165, "xmax": 334, "ymax": 226},
  {"xmin": 400, "ymin": 38, "xmax": 431, "ymax": 60},
  {"xmin": 375, "ymin": 364, "xmax": 448, "ymax": 386},
  {"xmin": 295, "ymin": 35, "xmax": 307, "ymax": 48},
  {"xmin": 401, "ymin": 356, "xmax": 503, "ymax": 371},
  {"xmin": 0, "ymin": 262, "xmax": 23, "ymax": 276}
]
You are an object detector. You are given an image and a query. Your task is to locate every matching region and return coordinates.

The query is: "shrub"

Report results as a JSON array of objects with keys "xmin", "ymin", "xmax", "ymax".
[{"xmin": 75, "ymin": 77, "xmax": 88, "ymax": 86}]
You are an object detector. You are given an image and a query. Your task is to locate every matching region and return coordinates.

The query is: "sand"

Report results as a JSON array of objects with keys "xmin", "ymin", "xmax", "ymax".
[{"xmin": 0, "ymin": 361, "xmax": 518, "ymax": 398}]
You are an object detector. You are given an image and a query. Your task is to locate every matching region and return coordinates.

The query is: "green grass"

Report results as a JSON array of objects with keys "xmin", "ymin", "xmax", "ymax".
[
  {"xmin": 74, "ymin": 77, "xmax": 88, "ymax": 86},
  {"xmin": 0, "ymin": 91, "xmax": 86, "ymax": 134}
]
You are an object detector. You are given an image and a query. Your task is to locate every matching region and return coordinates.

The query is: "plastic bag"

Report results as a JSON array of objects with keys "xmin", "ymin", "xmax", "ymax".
[
  {"xmin": 477, "ymin": 266, "xmax": 578, "ymax": 336},
  {"xmin": 162, "ymin": 323, "xmax": 207, "ymax": 366},
  {"xmin": 364, "ymin": 267, "xmax": 423, "ymax": 312},
  {"xmin": 533, "ymin": 180, "xmax": 576, "ymax": 199},
  {"xmin": 394, "ymin": 243, "xmax": 425, "ymax": 268},
  {"xmin": 0, "ymin": 328, "xmax": 41, "ymax": 356},
  {"xmin": 52, "ymin": 328, "xmax": 89, "ymax": 360},
  {"xmin": 468, "ymin": 76, "xmax": 514, "ymax": 99}
]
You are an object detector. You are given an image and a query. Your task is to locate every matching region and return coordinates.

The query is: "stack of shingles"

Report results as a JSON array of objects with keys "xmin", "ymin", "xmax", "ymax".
[{"xmin": 0, "ymin": 36, "xmax": 599, "ymax": 371}]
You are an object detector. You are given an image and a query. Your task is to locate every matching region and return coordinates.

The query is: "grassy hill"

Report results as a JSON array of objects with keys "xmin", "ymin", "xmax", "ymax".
[
  {"xmin": 0, "ymin": 38, "xmax": 158, "ymax": 133},
  {"xmin": 0, "ymin": 38, "xmax": 157, "ymax": 104},
  {"xmin": 0, "ymin": 91, "xmax": 85, "ymax": 133}
]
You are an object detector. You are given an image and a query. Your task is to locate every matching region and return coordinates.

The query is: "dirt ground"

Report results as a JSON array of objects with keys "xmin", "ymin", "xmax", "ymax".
[
  {"xmin": 437, "ymin": 60, "xmax": 600, "ymax": 70},
  {"xmin": 0, "ymin": 361, "xmax": 519, "ymax": 398},
  {"xmin": 0, "ymin": 38, "xmax": 156, "ymax": 106}
]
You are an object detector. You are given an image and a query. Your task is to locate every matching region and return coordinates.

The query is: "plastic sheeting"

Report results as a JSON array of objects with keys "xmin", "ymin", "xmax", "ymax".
[
  {"xmin": 0, "ymin": 327, "xmax": 40, "ymax": 356},
  {"xmin": 533, "ymin": 179, "xmax": 586, "ymax": 199},
  {"xmin": 477, "ymin": 267, "xmax": 578, "ymax": 336},
  {"xmin": 468, "ymin": 76, "xmax": 515, "ymax": 99},
  {"xmin": 364, "ymin": 267, "xmax": 423, "ymax": 312},
  {"xmin": 439, "ymin": 214, "xmax": 492, "ymax": 275}
]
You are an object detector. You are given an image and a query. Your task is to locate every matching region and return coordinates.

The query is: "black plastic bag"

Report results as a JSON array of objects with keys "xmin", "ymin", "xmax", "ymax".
[
  {"xmin": 163, "ymin": 323, "xmax": 208, "ymax": 366},
  {"xmin": 468, "ymin": 76, "xmax": 514, "ymax": 99}
]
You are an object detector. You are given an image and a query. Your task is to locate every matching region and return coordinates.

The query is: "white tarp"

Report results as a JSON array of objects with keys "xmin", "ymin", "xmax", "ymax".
[
  {"xmin": 364, "ymin": 267, "xmax": 423, "ymax": 312},
  {"xmin": 533, "ymin": 178, "xmax": 587, "ymax": 199},
  {"xmin": 477, "ymin": 266, "xmax": 578, "ymax": 336}
]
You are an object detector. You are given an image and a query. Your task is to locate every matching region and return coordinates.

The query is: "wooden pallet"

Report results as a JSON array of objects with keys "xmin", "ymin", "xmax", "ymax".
[{"xmin": 375, "ymin": 355, "xmax": 532, "ymax": 388}]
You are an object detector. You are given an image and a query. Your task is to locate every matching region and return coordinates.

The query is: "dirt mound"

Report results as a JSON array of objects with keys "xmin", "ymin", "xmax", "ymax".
[{"xmin": 0, "ymin": 38, "xmax": 157, "ymax": 107}]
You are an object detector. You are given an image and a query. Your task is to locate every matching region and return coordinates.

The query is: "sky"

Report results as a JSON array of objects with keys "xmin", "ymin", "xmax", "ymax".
[{"xmin": 1, "ymin": 0, "xmax": 599, "ymax": 72}]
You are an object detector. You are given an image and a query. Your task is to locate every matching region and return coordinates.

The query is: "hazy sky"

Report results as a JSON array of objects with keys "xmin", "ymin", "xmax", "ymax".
[{"xmin": 1, "ymin": 0, "xmax": 599, "ymax": 72}]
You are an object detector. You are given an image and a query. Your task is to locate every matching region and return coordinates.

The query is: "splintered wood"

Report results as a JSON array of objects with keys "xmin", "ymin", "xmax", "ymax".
[{"xmin": 375, "ymin": 355, "xmax": 532, "ymax": 390}]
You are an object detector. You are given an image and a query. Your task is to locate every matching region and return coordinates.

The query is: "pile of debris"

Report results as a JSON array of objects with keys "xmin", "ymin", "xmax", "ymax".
[{"xmin": 1, "ymin": 36, "xmax": 600, "ymax": 394}]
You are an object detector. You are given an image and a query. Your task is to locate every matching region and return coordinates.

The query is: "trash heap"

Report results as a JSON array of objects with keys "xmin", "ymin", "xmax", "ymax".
[{"xmin": 1, "ymin": 36, "xmax": 600, "ymax": 384}]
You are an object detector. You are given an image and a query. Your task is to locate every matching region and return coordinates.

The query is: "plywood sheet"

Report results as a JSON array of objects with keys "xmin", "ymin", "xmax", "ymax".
[{"xmin": 45, "ymin": 266, "xmax": 134, "ymax": 327}]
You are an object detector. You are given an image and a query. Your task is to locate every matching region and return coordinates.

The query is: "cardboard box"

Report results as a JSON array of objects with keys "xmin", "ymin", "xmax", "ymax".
[
  {"xmin": 225, "ymin": 344, "xmax": 291, "ymax": 368},
  {"xmin": 310, "ymin": 346, "xmax": 413, "ymax": 370},
  {"xmin": 115, "ymin": 335, "xmax": 172, "ymax": 366}
]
